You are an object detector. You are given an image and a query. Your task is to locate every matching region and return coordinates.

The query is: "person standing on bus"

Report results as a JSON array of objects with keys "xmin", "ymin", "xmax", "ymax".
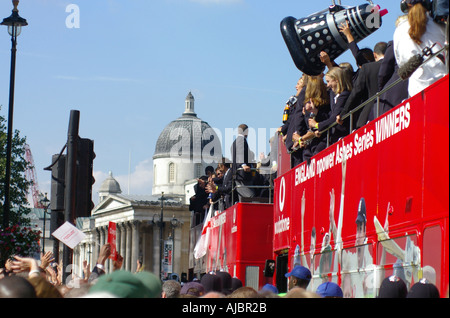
[
  {"xmin": 308, "ymin": 67, "xmax": 352, "ymax": 147},
  {"xmin": 292, "ymin": 75, "xmax": 330, "ymax": 164},
  {"xmin": 393, "ymin": 0, "xmax": 447, "ymax": 97},
  {"xmin": 207, "ymin": 163, "xmax": 233, "ymax": 210},
  {"xmin": 231, "ymin": 124, "xmax": 256, "ymax": 199},
  {"xmin": 278, "ymin": 75, "xmax": 308, "ymax": 168}
]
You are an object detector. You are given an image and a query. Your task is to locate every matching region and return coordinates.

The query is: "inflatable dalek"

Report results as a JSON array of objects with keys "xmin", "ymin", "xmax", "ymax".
[{"xmin": 281, "ymin": 1, "xmax": 388, "ymax": 76}]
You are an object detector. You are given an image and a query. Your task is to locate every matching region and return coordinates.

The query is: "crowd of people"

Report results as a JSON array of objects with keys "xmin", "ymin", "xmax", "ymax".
[
  {"xmin": 280, "ymin": 0, "xmax": 447, "ymax": 168},
  {"xmin": 0, "ymin": 251, "xmax": 441, "ymax": 299}
]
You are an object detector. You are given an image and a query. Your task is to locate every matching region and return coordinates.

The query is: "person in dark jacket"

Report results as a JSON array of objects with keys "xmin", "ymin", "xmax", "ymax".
[
  {"xmin": 279, "ymin": 75, "xmax": 308, "ymax": 168},
  {"xmin": 337, "ymin": 42, "xmax": 388, "ymax": 130},
  {"xmin": 371, "ymin": 40, "xmax": 409, "ymax": 119},
  {"xmin": 309, "ymin": 67, "xmax": 352, "ymax": 150}
]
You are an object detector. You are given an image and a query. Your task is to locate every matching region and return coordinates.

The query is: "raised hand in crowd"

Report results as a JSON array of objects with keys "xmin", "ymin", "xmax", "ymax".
[
  {"xmin": 10, "ymin": 255, "xmax": 43, "ymax": 279},
  {"xmin": 82, "ymin": 260, "xmax": 91, "ymax": 280},
  {"xmin": 40, "ymin": 251, "xmax": 55, "ymax": 270},
  {"xmin": 113, "ymin": 253, "xmax": 124, "ymax": 271}
]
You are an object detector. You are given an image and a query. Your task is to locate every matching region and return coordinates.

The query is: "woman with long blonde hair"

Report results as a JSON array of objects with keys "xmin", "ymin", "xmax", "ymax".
[
  {"xmin": 393, "ymin": 0, "xmax": 447, "ymax": 97},
  {"xmin": 309, "ymin": 67, "xmax": 352, "ymax": 145},
  {"xmin": 292, "ymin": 75, "xmax": 331, "ymax": 163}
]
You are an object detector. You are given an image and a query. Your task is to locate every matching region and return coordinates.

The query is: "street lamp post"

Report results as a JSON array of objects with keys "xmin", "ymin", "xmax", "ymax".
[
  {"xmin": 170, "ymin": 216, "xmax": 180, "ymax": 276},
  {"xmin": 1, "ymin": 0, "xmax": 27, "ymax": 228},
  {"xmin": 153, "ymin": 192, "xmax": 166, "ymax": 281},
  {"xmin": 39, "ymin": 193, "xmax": 50, "ymax": 254}
]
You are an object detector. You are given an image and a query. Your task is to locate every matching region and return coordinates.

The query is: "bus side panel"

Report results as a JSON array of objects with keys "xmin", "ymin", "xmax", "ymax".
[
  {"xmin": 423, "ymin": 75, "xmax": 449, "ymax": 218},
  {"xmin": 273, "ymin": 172, "xmax": 294, "ymax": 251},
  {"xmin": 236, "ymin": 203, "xmax": 274, "ymax": 290},
  {"xmin": 422, "ymin": 75, "xmax": 449, "ymax": 297}
]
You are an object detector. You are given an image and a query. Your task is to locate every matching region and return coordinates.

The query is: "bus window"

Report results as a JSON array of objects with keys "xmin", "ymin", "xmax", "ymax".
[
  {"xmin": 245, "ymin": 266, "xmax": 260, "ymax": 291},
  {"xmin": 376, "ymin": 234, "xmax": 420, "ymax": 290},
  {"xmin": 341, "ymin": 243, "xmax": 375, "ymax": 298},
  {"xmin": 422, "ymin": 225, "xmax": 441, "ymax": 291},
  {"xmin": 311, "ymin": 249, "xmax": 338, "ymax": 292}
]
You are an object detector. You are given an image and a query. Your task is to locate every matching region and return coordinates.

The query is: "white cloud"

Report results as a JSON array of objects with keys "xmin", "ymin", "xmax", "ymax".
[
  {"xmin": 115, "ymin": 158, "xmax": 154, "ymax": 196},
  {"xmin": 93, "ymin": 158, "xmax": 154, "ymax": 204}
]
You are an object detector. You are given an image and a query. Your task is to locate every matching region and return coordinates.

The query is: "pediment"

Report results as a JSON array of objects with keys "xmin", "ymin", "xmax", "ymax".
[{"xmin": 92, "ymin": 194, "xmax": 132, "ymax": 214}]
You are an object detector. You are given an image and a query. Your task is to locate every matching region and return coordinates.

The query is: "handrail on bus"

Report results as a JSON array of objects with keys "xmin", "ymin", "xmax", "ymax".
[
  {"xmin": 231, "ymin": 167, "xmax": 274, "ymax": 205},
  {"xmin": 288, "ymin": 43, "xmax": 449, "ymax": 155}
]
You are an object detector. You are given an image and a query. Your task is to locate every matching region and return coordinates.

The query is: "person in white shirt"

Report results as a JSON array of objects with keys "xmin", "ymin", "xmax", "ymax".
[{"xmin": 393, "ymin": 0, "xmax": 447, "ymax": 97}]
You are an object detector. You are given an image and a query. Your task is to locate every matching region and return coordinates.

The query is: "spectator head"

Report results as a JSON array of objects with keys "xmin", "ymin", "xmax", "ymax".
[
  {"xmin": 200, "ymin": 273, "xmax": 222, "ymax": 293},
  {"xmin": 215, "ymin": 271, "xmax": 232, "ymax": 295},
  {"xmin": 0, "ymin": 276, "xmax": 37, "ymax": 298},
  {"xmin": 326, "ymin": 67, "xmax": 353, "ymax": 94},
  {"xmin": 285, "ymin": 287, "xmax": 321, "ymax": 298},
  {"xmin": 201, "ymin": 291, "xmax": 225, "ymax": 298},
  {"xmin": 238, "ymin": 124, "xmax": 249, "ymax": 136},
  {"xmin": 304, "ymin": 75, "xmax": 329, "ymax": 107},
  {"xmin": 205, "ymin": 166, "xmax": 214, "ymax": 176},
  {"xmin": 162, "ymin": 279, "xmax": 181, "ymax": 298},
  {"xmin": 316, "ymin": 281, "xmax": 344, "ymax": 298},
  {"xmin": 378, "ymin": 275, "xmax": 408, "ymax": 298},
  {"xmin": 29, "ymin": 276, "xmax": 63, "ymax": 298},
  {"xmin": 285, "ymin": 265, "xmax": 312, "ymax": 289},
  {"xmin": 355, "ymin": 48, "xmax": 374, "ymax": 67},
  {"xmin": 231, "ymin": 277, "xmax": 243, "ymax": 292},
  {"xmin": 339, "ymin": 62, "xmax": 355, "ymax": 83},
  {"xmin": 373, "ymin": 41, "xmax": 388, "ymax": 60},
  {"xmin": 228, "ymin": 286, "xmax": 259, "ymax": 298},
  {"xmin": 260, "ymin": 283, "xmax": 279, "ymax": 295},
  {"xmin": 180, "ymin": 281, "xmax": 205, "ymax": 298},
  {"xmin": 407, "ymin": 279, "xmax": 440, "ymax": 298},
  {"xmin": 88, "ymin": 270, "xmax": 161, "ymax": 298},
  {"xmin": 405, "ymin": 0, "xmax": 429, "ymax": 45},
  {"xmin": 135, "ymin": 271, "xmax": 162, "ymax": 298}
]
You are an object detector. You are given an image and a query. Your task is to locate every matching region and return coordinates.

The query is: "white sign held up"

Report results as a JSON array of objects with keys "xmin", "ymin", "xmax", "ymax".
[{"xmin": 52, "ymin": 221, "xmax": 86, "ymax": 249}]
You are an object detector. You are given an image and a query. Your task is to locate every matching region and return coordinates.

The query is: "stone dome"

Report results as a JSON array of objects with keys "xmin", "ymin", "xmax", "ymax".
[
  {"xmin": 99, "ymin": 171, "xmax": 122, "ymax": 194},
  {"xmin": 153, "ymin": 92, "xmax": 222, "ymax": 161}
]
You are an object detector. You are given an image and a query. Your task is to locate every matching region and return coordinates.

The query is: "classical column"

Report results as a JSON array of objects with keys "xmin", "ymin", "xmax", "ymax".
[
  {"xmin": 116, "ymin": 222, "xmax": 122, "ymax": 257},
  {"xmin": 141, "ymin": 222, "xmax": 153, "ymax": 272},
  {"xmin": 125, "ymin": 222, "xmax": 132, "ymax": 271},
  {"xmin": 99, "ymin": 226, "xmax": 109, "ymax": 273},
  {"xmin": 152, "ymin": 221, "xmax": 161, "ymax": 277},
  {"xmin": 119, "ymin": 223, "xmax": 127, "ymax": 271},
  {"xmin": 93, "ymin": 228, "xmax": 101, "ymax": 268},
  {"xmin": 131, "ymin": 220, "xmax": 141, "ymax": 273},
  {"xmin": 79, "ymin": 243, "xmax": 85, "ymax": 278}
]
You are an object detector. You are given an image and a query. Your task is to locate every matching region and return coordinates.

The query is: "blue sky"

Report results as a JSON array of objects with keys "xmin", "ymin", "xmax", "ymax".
[{"xmin": 0, "ymin": 0, "xmax": 404, "ymax": 205}]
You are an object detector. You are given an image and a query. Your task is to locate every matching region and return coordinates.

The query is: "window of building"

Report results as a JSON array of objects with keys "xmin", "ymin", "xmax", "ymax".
[
  {"xmin": 169, "ymin": 162, "xmax": 175, "ymax": 183},
  {"xmin": 195, "ymin": 164, "xmax": 202, "ymax": 179}
]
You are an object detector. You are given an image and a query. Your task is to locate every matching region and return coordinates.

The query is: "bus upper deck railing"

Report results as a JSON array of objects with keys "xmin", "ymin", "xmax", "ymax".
[{"xmin": 231, "ymin": 167, "xmax": 274, "ymax": 205}]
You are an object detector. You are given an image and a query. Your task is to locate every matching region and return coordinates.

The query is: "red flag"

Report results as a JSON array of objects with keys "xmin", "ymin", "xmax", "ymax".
[{"xmin": 108, "ymin": 221, "xmax": 118, "ymax": 261}]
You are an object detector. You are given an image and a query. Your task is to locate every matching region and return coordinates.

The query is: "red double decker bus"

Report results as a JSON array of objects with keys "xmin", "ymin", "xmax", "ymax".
[{"xmin": 190, "ymin": 75, "xmax": 449, "ymax": 297}]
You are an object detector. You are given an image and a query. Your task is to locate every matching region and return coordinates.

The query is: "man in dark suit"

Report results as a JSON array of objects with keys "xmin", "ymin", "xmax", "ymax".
[
  {"xmin": 231, "ymin": 124, "xmax": 256, "ymax": 199},
  {"xmin": 372, "ymin": 40, "xmax": 409, "ymax": 118},
  {"xmin": 337, "ymin": 42, "xmax": 388, "ymax": 130},
  {"xmin": 207, "ymin": 163, "xmax": 234, "ymax": 209}
]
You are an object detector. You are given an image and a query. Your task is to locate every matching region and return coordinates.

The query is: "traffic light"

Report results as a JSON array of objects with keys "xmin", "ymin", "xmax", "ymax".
[
  {"xmin": 75, "ymin": 138, "xmax": 95, "ymax": 218},
  {"xmin": 49, "ymin": 154, "xmax": 66, "ymax": 212}
]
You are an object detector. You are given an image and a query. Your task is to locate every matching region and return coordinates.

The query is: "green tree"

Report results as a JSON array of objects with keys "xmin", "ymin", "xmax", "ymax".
[{"xmin": 1, "ymin": 106, "xmax": 40, "ymax": 266}]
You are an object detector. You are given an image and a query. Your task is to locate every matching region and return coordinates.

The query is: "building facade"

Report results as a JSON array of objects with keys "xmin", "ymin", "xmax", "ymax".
[{"xmin": 70, "ymin": 92, "xmax": 221, "ymax": 281}]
